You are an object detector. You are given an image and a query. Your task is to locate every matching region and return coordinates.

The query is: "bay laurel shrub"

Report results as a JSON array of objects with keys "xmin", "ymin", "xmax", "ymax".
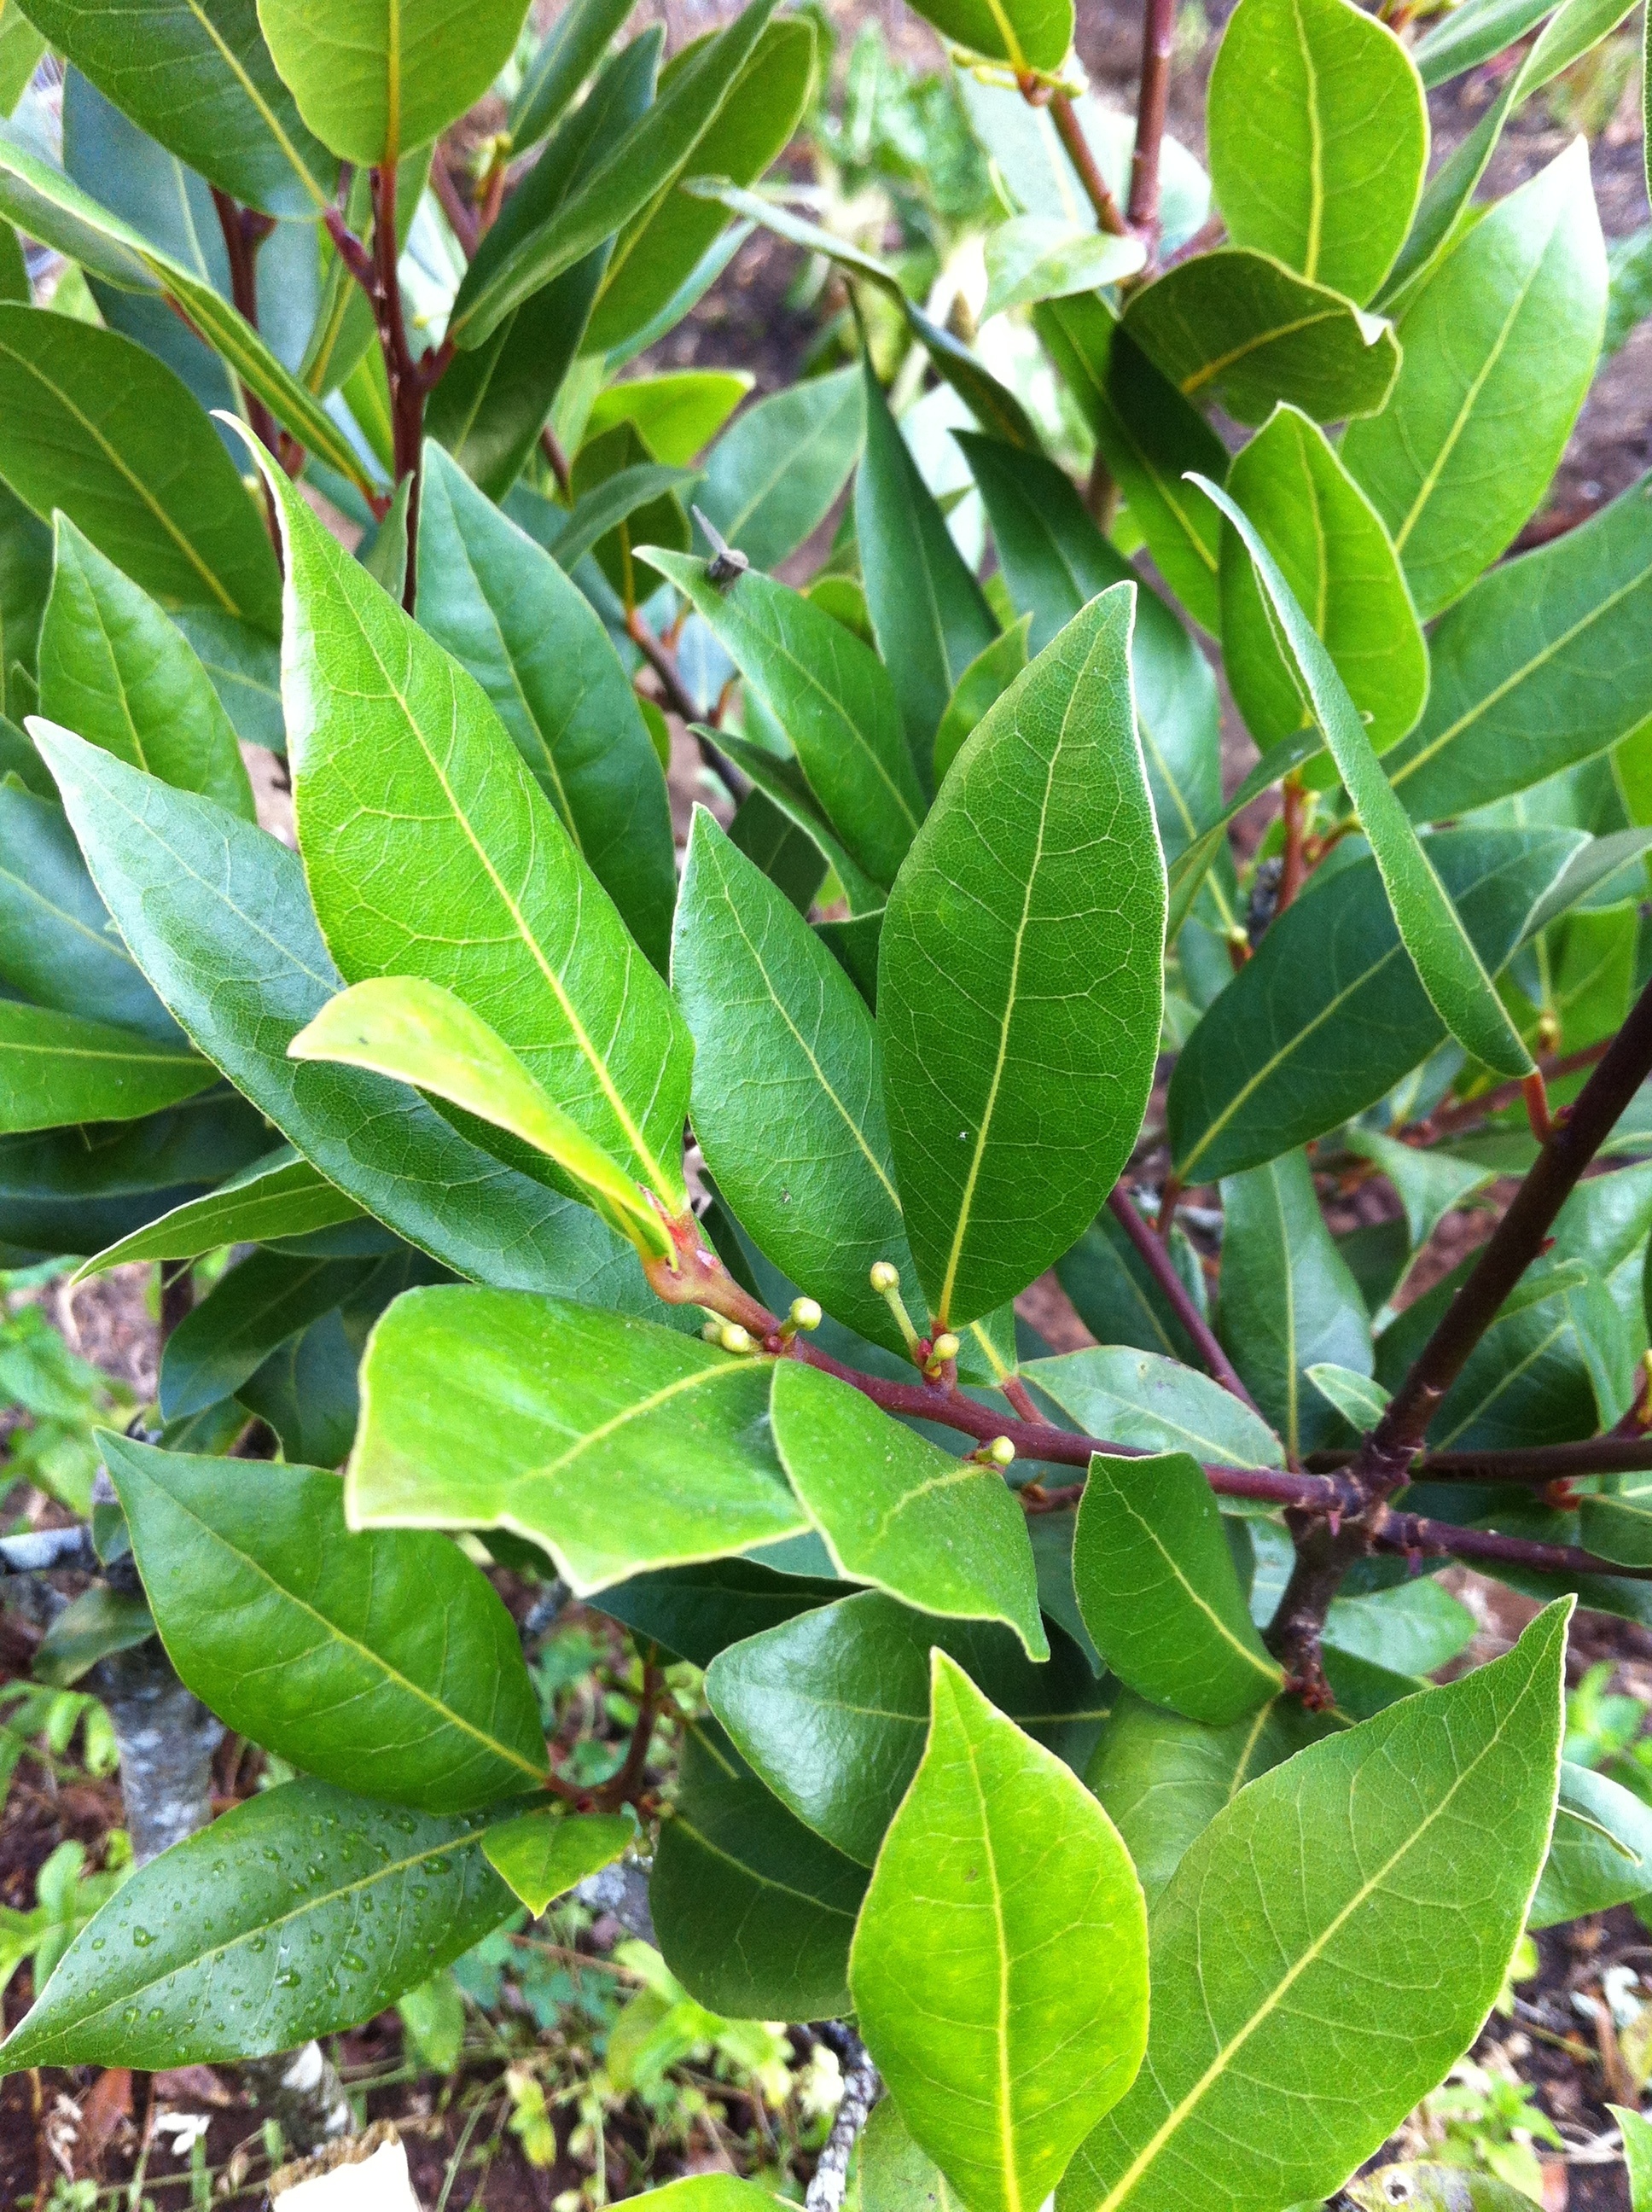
[{"xmin": 0, "ymin": 0, "xmax": 1649, "ymax": 2204}]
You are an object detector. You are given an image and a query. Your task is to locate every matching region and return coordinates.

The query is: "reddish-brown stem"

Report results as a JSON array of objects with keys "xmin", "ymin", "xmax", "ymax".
[
  {"xmin": 1106, "ymin": 1183, "xmax": 1264, "ymax": 1417},
  {"xmin": 1373, "ymin": 1508, "xmax": 1652, "ymax": 1585},
  {"xmin": 1416, "ymin": 1040, "xmax": 1608, "ymax": 1140},
  {"xmin": 540, "ymin": 426, "xmax": 573, "ymax": 499},
  {"xmin": 628, "ymin": 607, "xmax": 703, "ymax": 725},
  {"xmin": 591, "ymin": 1654, "xmax": 666, "ymax": 1811},
  {"xmin": 369, "ymin": 161, "xmax": 425, "ymax": 610},
  {"xmin": 431, "ymin": 154, "xmax": 480, "ymax": 258},
  {"xmin": 209, "ymin": 187, "xmax": 282, "ymax": 527},
  {"xmin": 1310, "ymin": 1435, "xmax": 1652, "ymax": 1484},
  {"xmin": 1522, "ymin": 1068, "xmax": 1555, "ymax": 1144},
  {"xmin": 1002, "ymin": 1375, "xmax": 1042, "ymax": 1425},
  {"xmin": 1127, "ymin": 0, "xmax": 1176, "ymax": 239},
  {"xmin": 1047, "ymin": 92, "xmax": 1131, "ymax": 237},
  {"xmin": 1277, "ymin": 776, "xmax": 1306, "ymax": 913}
]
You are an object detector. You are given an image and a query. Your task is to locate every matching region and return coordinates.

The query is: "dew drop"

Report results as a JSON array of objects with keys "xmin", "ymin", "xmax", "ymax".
[
  {"xmin": 275, "ymin": 1970, "xmax": 302, "ymax": 1989},
  {"xmin": 131, "ymin": 1927, "xmax": 154, "ymax": 1947}
]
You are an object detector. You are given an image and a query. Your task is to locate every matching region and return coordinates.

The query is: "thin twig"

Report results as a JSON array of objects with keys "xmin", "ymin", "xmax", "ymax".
[
  {"xmin": 1373, "ymin": 1509, "xmax": 1652, "ymax": 1584},
  {"xmin": 1127, "ymin": 0, "xmax": 1176, "ymax": 238},
  {"xmin": 540, "ymin": 425, "xmax": 573, "ymax": 499},
  {"xmin": 806, "ymin": 2028, "xmax": 880, "ymax": 2212},
  {"xmin": 1312, "ymin": 1435, "xmax": 1652, "ymax": 1485},
  {"xmin": 431, "ymin": 154, "xmax": 479, "ymax": 259},
  {"xmin": 209, "ymin": 188, "xmax": 279, "ymax": 457},
  {"xmin": 1106, "ymin": 1184, "xmax": 1265, "ymax": 1417},
  {"xmin": 1047, "ymin": 93, "xmax": 1131, "ymax": 236},
  {"xmin": 1417, "ymin": 1040, "xmax": 1609, "ymax": 1140}
]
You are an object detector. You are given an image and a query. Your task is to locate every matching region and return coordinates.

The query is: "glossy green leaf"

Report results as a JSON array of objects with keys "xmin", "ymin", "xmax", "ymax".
[
  {"xmin": 707, "ymin": 1589, "xmax": 1107, "ymax": 1863},
  {"xmin": 1321, "ymin": 1578, "xmax": 1475, "ymax": 1677},
  {"xmin": 587, "ymin": 373, "xmax": 751, "ymax": 464},
  {"xmin": 1343, "ymin": 2168, "xmax": 1538, "ymax": 2211},
  {"xmin": 693, "ymin": 366, "xmax": 864, "ymax": 574},
  {"xmin": 851, "ymin": 1651, "xmax": 1148, "ymax": 2212},
  {"xmin": 0, "ymin": 10, "xmax": 43, "ymax": 114},
  {"xmin": 235, "ymin": 1310, "xmax": 361, "ymax": 1469},
  {"xmin": 1219, "ymin": 405, "xmax": 1427, "ymax": 757},
  {"xmin": 481, "ymin": 1809, "xmax": 632, "ymax": 1913},
  {"xmin": 1167, "ymin": 828, "xmax": 1582, "ymax": 1181},
  {"xmin": 1200, "ymin": 479, "xmax": 1534, "ymax": 1080},
  {"xmin": 859, "ymin": 2100, "xmax": 966, "ymax": 2212},
  {"xmin": 1527, "ymin": 1761, "xmax": 1652, "ymax": 1926},
  {"xmin": 293, "ymin": 975, "xmax": 673, "ymax": 1261},
  {"xmin": 449, "ymin": 0, "xmax": 779, "ymax": 349},
  {"xmin": 672, "ymin": 810, "xmax": 916, "ymax": 1355},
  {"xmin": 30, "ymin": 724, "xmax": 644, "ymax": 1303},
  {"xmin": 351, "ymin": 1289, "xmax": 806, "ymax": 1591},
  {"xmin": 646, "ymin": 549, "xmax": 922, "ymax": 891},
  {"xmin": 982, "ymin": 217, "xmax": 1144, "ymax": 320},
  {"xmin": 0, "ymin": 1779, "xmax": 516, "ymax": 2069},
  {"xmin": 595, "ymin": 1557, "xmax": 842, "ymax": 1668},
  {"xmin": 38, "ymin": 517, "xmax": 255, "ymax": 819},
  {"xmin": 256, "ymin": 0, "xmax": 532, "ymax": 162},
  {"xmin": 32, "ymin": 1584, "xmax": 154, "ymax": 1687},
  {"xmin": 585, "ymin": 17, "xmax": 815, "ymax": 357},
  {"xmin": 80, "ymin": 1148, "xmax": 360, "ymax": 1275},
  {"xmin": 1612, "ymin": 2108, "xmax": 1652, "ymax": 2212},
  {"xmin": 1578, "ymin": 1491, "xmax": 1652, "ymax": 1567},
  {"xmin": 701, "ymin": 725, "xmax": 885, "ymax": 918},
  {"xmin": 768, "ymin": 1358, "xmax": 1045, "ymax": 1657},
  {"xmin": 1086, "ymin": 1687, "xmax": 1332, "ymax": 1906},
  {"xmin": 1060, "ymin": 1602, "xmax": 1571, "ymax": 2212},
  {"xmin": 855, "ymin": 354, "xmax": 997, "ymax": 789},
  {"xmin": 934, "ymin": 616, "xmax": 1031, "ymax": 787},
  {"xmin": 1027, "ymin": 1345, "xmax": 1286, "ymax": 1470},
  {"xmin": 651, "ymin": 1717, "xmax": 866, "ymax": 2018},
  {"xmin": 106, "ymin": 1433, "xmax": 548, "ymax": 1808},
  {"xmin": 1341, "ymin": 1126, "xmax": 1495, "ymax": 1272},
  {"xmin": 1054, "ymin": 1213, "xmax": 1208, "ymax": 1367},
  {"xmin": 0, "ymin": 1002, "xmax": 212, "ymax": 1133},
  {"xmin": 1207, "ymin": 0, "xmax": 1427, "ymax": 305},
  {"xmin": 1306, "ymin": 1363, "xmax": 1391, "ymax": 1429},
  {"xmin": 1123, "ymin": 251, "xmax": 1399, "ymax": 427},
  {"xmin": 159, "ymin": 1248, "xmax": 375, "ymax": 1419},
  {"xmin": 18, "ymin": 0, "xmax": 336, "ymax": 214},
  {"xmin": 1076, "ymin": 1452, "xmax": 1283, "ymax": 1724},
  {"xmin": 0, "ymin": 779, "xmax": 177, "ymax": 1044},
  {"xmin": 878, "ymin": 585, "xmax": 1164, "ymax": 1325},
  {"xmin": 1413, "ymin": 0, "xmax": 1556, "ymax": 84},
  {"xmin": 259, "ymin": 451, "xmax": 692, "ymax": 1219},
  {"xmin": 172, "ymin": 608, "xmax": 283, "ymax": 751},
  {"xmin": 1386, "ymin": 475, "xmax": 1652, "ymax": 821},
  {"xmin": 958, "ymin": 432, "xmax": 1220, "ymax": 864},
  {"xmin": 901, "ymin": 0, "xmax": 1070, "ymax": 67},
  {"xmin": 509, "ymin": 0, "xmax": 637, "ymax": 148},
  {"xmin": 0, "ymin": 310, "xmax": 280, "ymax": 634},
  {"xmin": 0, "ymin": 1092, "xmax": 268, "ymax": 1259},
  {"xmin": 1217, "ymin": 1152, "xmax": 1373, "ymax": 1459},
  {"xmin": 1035, "ymin": 296, "xmax": 1227, "ymax": 634},
  {"xmin": 1343, "ymin": 140, "xmax": 1607, "ymax": 619}
]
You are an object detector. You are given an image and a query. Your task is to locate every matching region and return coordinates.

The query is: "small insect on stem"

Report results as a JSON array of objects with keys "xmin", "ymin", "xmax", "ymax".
[{"xmin": 694, "ymin": 505, "xmax": 750, "ymax": 589}]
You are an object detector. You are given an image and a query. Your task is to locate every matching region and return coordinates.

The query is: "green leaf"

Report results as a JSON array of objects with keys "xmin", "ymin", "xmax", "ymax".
[
  {"xmin": 351, "ymin": 1289, "xmax": 807, "ymax": 1591},
  {"xmin": 1086, "ymin": 1687, "xmax": 1332, "ymax": 1907},
  {"xmin": 0, "ymin": 309, "xmax": 280, "ymax": 635},
  {"xmin": 693, "ymin": 365, "xmax": 864, "ymax": 574},
  {"xmin": 38, "ymin": 517, "xmax": 255, "ymax": 819},
  {"xmin": 1219, "ymin": 405, "xmax": 1426, "ymax": 758},
  {"xmin": 159, "ymin": 1249, "xmax": 375, "ymax": 1418},
  {"xmin": 1343, "ymin": 140, "xmax": 1606, "ymax": 619},
  {"xmin": 1578, "ymin": 1492, "xmax": 1652, "ymax": 1566},
  {"xmin": 1386, "ymin": 476, "xmax": 1652, "ymax": 821},
  {"xmin": 79, "ymin": 1148, "xmax": 360, "ymax": 1274},
  {"xmin": 1054, "ymin": 1213, "xmax": 1209, "ymax": 1367},
  {"xmin": 0, "ymin": 779, "xmax": 178, "ymax": 1044},
  {"xmin": 1167, "ymin": 828, "xmax": 1582, "ymax": 1181},
  {"xmin": 982, "ymin": 217, "xmax": 1145, "ymax": 320},
  {"xmin": 481, "ymin": 1809, "xmax": 632, "ymax": 1913},
  {"xmin": 258, "ymin": 452, "xmax": 693, "ymax": 1218},
  {"xmin": 1322, "ymin": 1578, "xmax": 1475, "ymax": 1677},
  {"xmin": 106, "ymin": 1433, "xmax": 549, "ymax": 1808},
  {"xmin": 1217, "ymin": 1152, "xmax": 1374, "ymax": 1459},
  {"xmin": 1074, "ymin": 1452, "xmax": 1283, "ymax": 1723},
  {"xmin": 1207, "ymin": 0, "xmax": 1427, "ymax": 305},
  {"xmin": 855, "ymin": 354, "xmax": 997, "ymax": 789},
  {"xmin": 959, "ymin": 433, "xmax": 1220, "ymax": 864},
  {"xmin": 706, "ymin": 1589, "xmax": 1107, "ymax": 1863},
  {"xmin": 1611, "ymin": 2107, "xmax": 1652, "ymax": 2212},
  {"xmin": 701, "ymin": 725, "xmax": 885, "ymax": 918},
  {"xmin": 172, "ymin": 608, "xmax": 283, "ymax": 752},
  {"xmin": 0, "ymin": 1002, "xmax": 212, "ymax": 1133},
  {"xmin": 292, "ymin": 976, "xmax": 672, "ymax": 1262},
  {"xmin": 878, "ymin": 585, "xmax": 1164, "ymax": 1326},
  {"xmin": 1343, "ymin": 2168, "xmax": 1538, "ymax": 2211},
  {"xmin": 595, "ymin": 1557, "xmax": 843, "ymax": 1668},
  {"xmin": 587, "ymin": 372, "xmax": 752, "ymax": 464},
  {"xmin": 1528, "ymin": 1761, "xmax": 1652, "ymax": 1926},
  {"xmin": 645, "ymin": 550, "xmax": 922, "ymax": 891},
  {"xmin": 32, "ymin": 1585, "xmax": 155, "ymax": 1686},
  {"xmin": 900, "ymin": 0, "xmax": 1070, "ymax": 68},
  {"xmin": 672, "ymin": 811, "xmax": 916, "ymax": 1356},
  {"xmin": 1122, "ymin": 250, "xmax": 1399, "ymax": 427},
  {"xmin": 1341, "ymin": 1126, "xmax": 1496, "ymax": 1276},
  {"xmin": 0, "ymin": 1778, "xmax": 515, "ymax": 2069},
  {"xmin": 651, "ymin": 1716, "xmax": 867, "ymax": 2018},
  {"xmin": 1414, "ymin": 0, "xmax": 1556, "ymax": 84},
  {"xmin": 256, "ymin": 0, "xmax": 532, "ymax": 162},
  {"xmin": 0, "ymin": 1091, "xmax": 266, "ymax": 1260},
  {"xmin": 934, "ymin": 616, "xmax": 1031, "ymax": 787},
  {"xmin": 769, "ymin": 1359, "xmax": 1046, "ymax": 1658},
  {"xmin": 585, "ymin": 17, "xmax": 816, "ymax": 357},
  {"xmin": 1036, "ymin": 297, "xmax": 1227, "ymax": 634},
  {"xmin": 1198, "ymin": 478, "xmax": 1535, "ymax": 1081},
  {"xmin": 851, "ymin": 1651, "xmax": 1148, "ymax": 2212},
  {"xmin": 1060, "ymin": 1601, "xmax": 1572, "ymax": 2212},
  {"xmin": 236, "ymin": 1310, "xmax": 362, "ymax": 1470},
  {"xmin": 17, "ymin": 0, "xmax": 337, "ymax": 214},
  {"xmin": 1027, "ymin": 1345, "xmax": 1286, "ymax": 1470},
  {"xmin": 31, "ymin": 724, "xmax": 643, "ymax": 1302},
  {"xmin": 859, "ymin": 2100, "xmax": 967, "ymax": 2212},
  {"xmin": 449, "ymin": 0, "xmax": 780, "ymax": 350},
  {"xmin": 1306, "ymin": 1363, "xmax": 1391, "ymax": 1429},
  {"xmin": 509, "ymin": 0, "xmax": 637, "ymax": 148}
]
